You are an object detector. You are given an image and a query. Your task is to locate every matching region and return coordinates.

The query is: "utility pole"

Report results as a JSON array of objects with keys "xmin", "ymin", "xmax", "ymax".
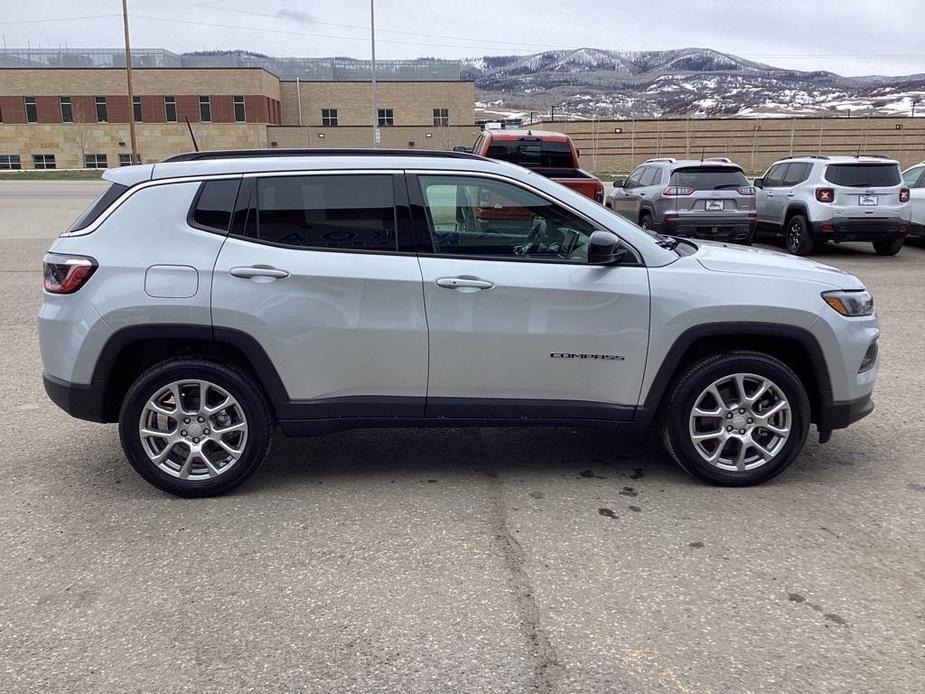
[
  {"xmin": 121, "ymin": 0, "xmax": 139, "ymax": 163},
  {"xmin": 370, "ymin": 0, "xmax": 379, "ymax": 148}
]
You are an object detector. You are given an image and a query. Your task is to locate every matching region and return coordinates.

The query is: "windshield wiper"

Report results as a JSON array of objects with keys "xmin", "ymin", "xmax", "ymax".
[{"xmin": 655, "ymin": 234, "xmax": 680, "ymax": 250}]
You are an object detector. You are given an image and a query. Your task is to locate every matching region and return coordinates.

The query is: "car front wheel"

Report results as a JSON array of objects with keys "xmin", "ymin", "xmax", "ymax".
[
  {"xmin": 662, "ymin": 351, "xmax": 810, "ymax": 486},
  {"xmin": 119, "ymin": 358, "xmax": 273, "ymax": 497}
]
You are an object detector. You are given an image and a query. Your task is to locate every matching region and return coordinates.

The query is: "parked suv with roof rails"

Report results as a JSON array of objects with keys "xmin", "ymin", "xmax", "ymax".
[
  {"xmin": 901, "ymin": 161, "xmax": 925, "ymax": 238},
  {"xmin": 606, "ymin": 157, "xmax": 757, "ymax": 244},
  {"xmin": 40, "ymin": 148, "xmax": 879, "ymax": 497},
  {"xmin": 755, "ymin": 155, "xmax": 910, "ymax": 256}
]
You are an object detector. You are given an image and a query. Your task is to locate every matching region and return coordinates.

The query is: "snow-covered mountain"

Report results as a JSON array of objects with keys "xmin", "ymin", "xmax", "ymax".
[{"xmin": 464, "ymin": 48, "xmax": 925, "ymax": 120}]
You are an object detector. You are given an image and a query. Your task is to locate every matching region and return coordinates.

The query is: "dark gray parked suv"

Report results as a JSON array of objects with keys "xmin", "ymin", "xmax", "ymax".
[{"xmin": 605, "ymin": 158, "xmax": 757, "ymax": 243}]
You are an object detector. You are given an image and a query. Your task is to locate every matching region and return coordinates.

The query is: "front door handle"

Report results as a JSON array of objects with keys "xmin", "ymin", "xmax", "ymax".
[
  {"xmin": 436, "ymin": 276, "xmax": 494, "ymax": 291},
  {"xmin": 229, "ymin": 265, "xmax": 290, "ymax": 280}
]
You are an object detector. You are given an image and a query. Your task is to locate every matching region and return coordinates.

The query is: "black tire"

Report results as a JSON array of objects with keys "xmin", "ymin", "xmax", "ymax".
[
  {"xmin": 784, "ymin": 214, "xmax": 814, "ymax": 256},
  {"xmin": 872, "ymin": 237, "xmax": 904, "ymax": 256},
  {"xmin": 119, "ymin": 358, "xmax": 273, "ymax": 497},
  {"xmin": 639, "ymin": 212, "xmax": 653, "ymax": 231},
  {"xmin": 661, "ymin": 351, "xmax": 810, "ymax": 486}
]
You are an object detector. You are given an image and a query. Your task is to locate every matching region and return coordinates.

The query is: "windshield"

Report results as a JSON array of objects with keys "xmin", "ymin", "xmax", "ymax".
[
  {"xmin": 486, "ymin": 140, "xmax": 574, "ymax": 168},
  {"xmin": 669, "ymin": 166, "xmax": 748, "ymax": 190},
  {"xmin": 825, "ymin": 163, "xmax": 901, "ymax": 187}
]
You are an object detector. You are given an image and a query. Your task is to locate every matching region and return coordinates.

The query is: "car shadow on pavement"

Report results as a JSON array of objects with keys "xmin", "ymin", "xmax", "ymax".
[{"xmin": 243, "ymin": 425, "xmax": 690, "ymax": 494}]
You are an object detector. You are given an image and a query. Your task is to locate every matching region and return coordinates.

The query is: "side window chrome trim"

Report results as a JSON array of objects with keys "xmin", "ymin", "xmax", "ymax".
[
  {"xmin": 407, "ymin": 168, "xmax": 644, "ymax": 265},
  {"xmin": 61, "ymin": 172, "xmax": 245, "ymax": 237}
]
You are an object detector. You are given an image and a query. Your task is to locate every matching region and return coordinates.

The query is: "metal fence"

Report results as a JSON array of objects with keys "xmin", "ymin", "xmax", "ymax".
[{"xmin": 0, "ymin": 49, "xmax": 462, "ymax": 81}]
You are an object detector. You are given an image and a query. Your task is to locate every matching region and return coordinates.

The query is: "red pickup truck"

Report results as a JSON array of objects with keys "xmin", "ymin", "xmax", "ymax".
[{"xmin": 467, "ymin": 129, "xmax": 604, "ymax": 203}]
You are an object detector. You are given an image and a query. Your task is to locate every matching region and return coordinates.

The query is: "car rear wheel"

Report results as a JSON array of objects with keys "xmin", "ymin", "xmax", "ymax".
[
  {"xmin": 872, "ymin": 237, "xmax": 904, "ymax": 256},
  {"xmin": 662, "ymin": 351, "xmax": 810, "ymax": 486},
  {"xmin": 119, "ymin": 358, "xmax": 273, "ymax": 497},
  {"xmin": 785, "ymin": 214, "xmax": 814, "ymax": 255}
]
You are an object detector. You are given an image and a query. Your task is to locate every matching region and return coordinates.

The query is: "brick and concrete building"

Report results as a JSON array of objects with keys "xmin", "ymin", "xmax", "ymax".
[{"xmin": 0, "ymin": 60, "xmax": 478, "ymax": 169}]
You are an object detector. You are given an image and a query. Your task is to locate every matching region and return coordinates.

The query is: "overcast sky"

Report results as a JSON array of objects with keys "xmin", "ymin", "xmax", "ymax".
[{"xmin": 2, "ymin": 0, "xmax": 924, "ymax": 76}]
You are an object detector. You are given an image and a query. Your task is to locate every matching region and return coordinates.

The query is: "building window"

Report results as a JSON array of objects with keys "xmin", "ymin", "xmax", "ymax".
[
  {"xmin": 433, "ymin": 108, "xmax": 449, "ymax": 127},
  {"xmin": 233, "ymin": 95, "xmax": 246, "ymax": 122},
  {"xmin": 377, "ymin": 108, "xmax": 394, "ymax": 127},
  {"xmin": 199, "ymin": 96, "xmax": 211, "ymax": 122},
  {"xmin": 0, "ymin": 155, "xmax": 22, "ymax": 170},
  {"xmin": 164, "ymin": 96, "xmax": 177, "ymax": 122},
  {"xmin": 60, "ymin": 97, "xmax": 73, "ymax": 123},
  {"xmin": 85, "ymin": 153, "xmax": 108, "ymax": 169},
  {"xmin": 133, "ymin": 96, "xmax": 142, "ymax": 123},
  {"xmin": 95, "ymin": 96, "xmax": 107, "ymax": 122},
  {"xmin": 32, "ymin": 154, "xmax": 56, "ymax": 170},
  {"xmin": 321, "ymin": 108, "xmax": 338, "ymax": 126},
  {"xmin": 119, "ymin": 153, "xmax": 134, "ymax": 166},
  {"xmin": 24, "ymin": 97, "xmax": 38, "ymax": 123}
]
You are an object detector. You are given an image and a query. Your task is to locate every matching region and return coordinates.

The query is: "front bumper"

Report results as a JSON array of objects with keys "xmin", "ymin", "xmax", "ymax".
[
  {"xmin": 661, "ymin": 216, "xmax": 756, "ymax": 242},
  {"xmin": 43, "ymin": 373, "xmax": 108, "ymax": 423},
  {"xmin": 810, "ymin": 218, "xmax": 908, "ymax": 241},
  {"xmin": 817, "ymin": 392, "xmax": 874, "ymax": 443}
]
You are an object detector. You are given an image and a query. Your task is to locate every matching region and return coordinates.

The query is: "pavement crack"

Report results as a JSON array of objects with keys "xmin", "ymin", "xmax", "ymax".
[{"xmin": 487, "ymin": 470, "xmax": 562, "ymax": 693}]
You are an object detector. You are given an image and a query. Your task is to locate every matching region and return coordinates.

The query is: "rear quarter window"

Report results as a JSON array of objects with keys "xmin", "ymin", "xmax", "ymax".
[
  {"xmin": 67, "ymin": 183, "xmax": 128, "ymax": 232},
  {"xmin": 189, "ymin": 179, "xmax": 241, "ymax": 232},
  {"xmin": 825, "ymin": 164, "xmax": 901, "ymax": 187}
]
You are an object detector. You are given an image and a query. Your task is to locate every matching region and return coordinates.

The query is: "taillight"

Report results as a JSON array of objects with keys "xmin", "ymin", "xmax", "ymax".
[
  {"xmin": 815, "ymin": 188, "xmax": 835, "ymax": 203},
  {"xmin": 663, "ymin": 186, "xmax": 694, "ymax": 196},
  {"xmin": 899, "ymin": 187, "xmax": 910, "ymax": 203},
  {"xmin": 43, "ymin": 254, "xmax": 97, "ymax": 294},
  {"xmin": 736, "ymin": 186, "xmax": 756, "ymax": 196}
]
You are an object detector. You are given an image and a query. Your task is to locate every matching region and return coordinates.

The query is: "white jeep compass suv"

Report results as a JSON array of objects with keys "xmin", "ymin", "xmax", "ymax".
[{"xmin": 40, "ymin": 149, "xmax": 879, "ymax": 496}]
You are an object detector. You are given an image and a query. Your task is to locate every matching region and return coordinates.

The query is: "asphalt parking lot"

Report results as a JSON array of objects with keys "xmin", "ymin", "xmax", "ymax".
[{"xmin": 1, "ymin": 180, "xmax": 923, "ymax": 693}]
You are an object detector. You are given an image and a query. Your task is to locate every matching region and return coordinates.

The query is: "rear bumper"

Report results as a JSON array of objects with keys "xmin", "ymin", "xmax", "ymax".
[
  {"xmin": 661, "ymin": 216, "xmax": 756, "ymax": 241},
  {"xmin": 908, "ymin": 221, "xmax": 925, "ymax": 238},
  {"xmin": 810, "ymin": 218, "xmax": 908, "ymax": 241},
  {"xmin": 43, "ymin": 373, "xmax": 107, "ymax": 423}
]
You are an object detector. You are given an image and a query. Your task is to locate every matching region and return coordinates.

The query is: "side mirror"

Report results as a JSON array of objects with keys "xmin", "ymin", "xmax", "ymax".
[
  {"xmin": 612, "ymin": 177, "xmax": 625, "ymax": 188},
  {"xmin": 588, "ymin": 230, "xmax": 627, "ymax": 265},
  {"xmin": 453, "ymin": 145, "xmax": 471, "ymax": 152},
  {"xmin": 753, "ymin": 177, "xmax": 764, "ymax": 188}
]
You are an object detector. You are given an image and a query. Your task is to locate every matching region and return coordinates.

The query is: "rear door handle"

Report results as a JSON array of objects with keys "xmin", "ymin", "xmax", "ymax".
[
  {"xmin": 786, "ymin": 192, "xmax": 795, "ymax": 198},
  {"xmin": 436, "ymin": 276, "xmax": 494, "ymax": 291},
  {"xmin": 229, "ymin": 265, "xmax": 290, "ymax": 280}
]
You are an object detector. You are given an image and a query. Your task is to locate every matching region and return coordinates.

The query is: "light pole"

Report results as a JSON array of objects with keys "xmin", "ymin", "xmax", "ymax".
[
  {"xmin": 370, "ymin": 0, "xmax": 378, "ymax": 148},
  {"xmin": 122, "ymin": 0, "xmax": 139, "ymax": 163}
]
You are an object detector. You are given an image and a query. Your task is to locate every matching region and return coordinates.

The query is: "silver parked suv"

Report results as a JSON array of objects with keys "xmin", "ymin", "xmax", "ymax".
[
  {"xmin": 755, "ymin": 155, "xmax": 910, "ymax": 256},
  {"xmin": 605, "ymin": 157, "xmax": 757, "ymax": 243},
  {"xmin": 40, "ymin": 149, "xmax": 879, "ymax": 497}
]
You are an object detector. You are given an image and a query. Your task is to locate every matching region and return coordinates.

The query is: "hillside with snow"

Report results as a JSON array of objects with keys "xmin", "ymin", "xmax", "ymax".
[{"xmin": 464, "ymin": 48, "xmax": 925, "ymax": 120}]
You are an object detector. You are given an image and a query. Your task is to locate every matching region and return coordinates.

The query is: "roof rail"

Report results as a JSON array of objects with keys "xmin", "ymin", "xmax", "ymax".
[
  {"xmin": 703, "ymin": 157, "xmax": 733, "ymax": 163},
  {"xmin": 163, "ymin": 148, "xmax": 485, "ymax": 163},
  {"xmin": 644, "ymin": 157, "xmax": 676, "ymax": 164},
  {"xmin": 855, "ymin": 154, "xmax": 892, "ymax": 159},
  {"xmin": 778, "ymin": 154, "xmax": 830, "ymax": 161}
]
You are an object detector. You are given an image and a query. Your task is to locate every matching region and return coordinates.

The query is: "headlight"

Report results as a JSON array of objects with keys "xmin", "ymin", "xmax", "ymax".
[{"xmin": 822, "ymin": 290, "xmax": 874, "ymax": 317}]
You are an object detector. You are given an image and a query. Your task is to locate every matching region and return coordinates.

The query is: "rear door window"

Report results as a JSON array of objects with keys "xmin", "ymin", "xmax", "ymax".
[
  {"xmin": 825, "ymin": 163, "xmax": 901, "ymax": 187},
  {"xmin": 781, "ymin": 162, "xmax": 811, "ymax": 187},
  {"xmin": 67, "ymin": 183, "xmax": 128, "ymax": 232},
  {"xmin": 669, "ymin": 166, "xmax": 749, "ymax": 190},
  {"xmin": 639, "ymin": 167, "xmax": 660, "ymax": 187},
  {"xmin": 249, "ymin": 174, "xmax": 397, "ymax": 251}
]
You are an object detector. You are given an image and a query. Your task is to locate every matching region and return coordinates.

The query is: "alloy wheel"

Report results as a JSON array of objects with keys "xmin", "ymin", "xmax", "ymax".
[
  {"xmin": 138, "ymin": 379, "xmax": 248, "ymax": 480},
  {"xmin": 688, "ymin": 373, "xmax": 791, "ymax": 472}
]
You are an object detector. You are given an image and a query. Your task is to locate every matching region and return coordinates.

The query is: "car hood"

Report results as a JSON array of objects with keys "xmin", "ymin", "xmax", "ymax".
[{"xmin": 693, "ymin": 241, "xmax": 865, "ymax": 290}]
